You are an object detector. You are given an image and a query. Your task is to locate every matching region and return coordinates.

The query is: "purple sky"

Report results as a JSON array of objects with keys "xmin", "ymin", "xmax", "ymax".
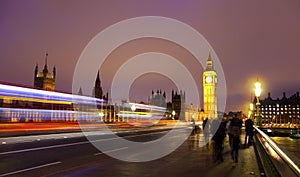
[{"xmin": 1, "ymin": 0, "xmax": 300, "ymax": 112}]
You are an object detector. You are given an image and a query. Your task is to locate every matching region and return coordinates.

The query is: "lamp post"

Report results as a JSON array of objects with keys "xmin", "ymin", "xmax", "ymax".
[
  {"xmin": 254, "ymin": 81, "xmax": 262, "ymax": 127},
  {"xmin": 248, "ymin": 103, "xmax": 254, "ymax": 119}
]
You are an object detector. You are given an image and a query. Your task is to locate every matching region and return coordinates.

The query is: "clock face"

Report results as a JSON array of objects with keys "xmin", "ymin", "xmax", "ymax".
[{"xmin": 205, "ymin": 76, "xmax": 213, "ymax": 83}]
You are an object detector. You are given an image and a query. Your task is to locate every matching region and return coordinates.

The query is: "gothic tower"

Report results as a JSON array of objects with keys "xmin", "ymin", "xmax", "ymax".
[
  {"xmin": 93, "ymin": 71, "xmax": 108, "ymax": 100},
  {"xmin": 171, "ymin": 90, "xmax": 186, "ymax": 120},
  {"xmin": 203, "ymin": 52, "xmax": 217, "ymax": 119},
  {"xmin": 34, "ymin": 53, "xmax": 56, "ymax": 91},
  {"xmin": 94, "ymin": 71, "xmax": 103, "ymax": 99}
]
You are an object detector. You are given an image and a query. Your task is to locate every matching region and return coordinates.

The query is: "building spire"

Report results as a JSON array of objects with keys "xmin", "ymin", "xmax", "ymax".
[
  {"xmin": 205, "ymin": 50, "xmax": 214, "ymax": 71},
  {"xmin": 43, "ymin": 52, "xmax": 49, "ymax": 75},
  {"xmin": 208, "ymin": 49, "xmax": 212, "ymax": 61},
  {"xmin": 97, "ymin": 70, "xmax": 100, "ymax": 78},
  {"xmin": 45, "ymin": 52, "xmax": 48, "ymax": 66},
  {"xmin": 94, "ymin": 70, "xmax": 103, "ymax": 99}
]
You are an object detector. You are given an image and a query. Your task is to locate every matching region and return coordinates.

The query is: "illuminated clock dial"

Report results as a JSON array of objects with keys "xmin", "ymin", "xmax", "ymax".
[{"xmin": 205, "ymin": 76, "xmax": 213, "ymax": 83}]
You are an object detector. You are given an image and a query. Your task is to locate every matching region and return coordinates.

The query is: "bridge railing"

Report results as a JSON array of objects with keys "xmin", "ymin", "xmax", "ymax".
[{"xmin": 254, "ymin": 126, "xmax": 300, "ymax": 177}]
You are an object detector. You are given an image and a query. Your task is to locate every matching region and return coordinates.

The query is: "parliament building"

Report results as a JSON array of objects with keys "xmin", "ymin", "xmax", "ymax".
[{"xmin": 33, "ymin": 53, "xmax": 56, "ymax": 91}]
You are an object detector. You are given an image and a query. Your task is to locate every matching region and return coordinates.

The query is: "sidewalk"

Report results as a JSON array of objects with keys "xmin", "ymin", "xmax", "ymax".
[
  {"xmin": 204, "ymin": 141, "xmax": 263, "ymax": 177},
  {"xmin": 156, "ymin": 133, "xmax": 264, "ymax": 177}
]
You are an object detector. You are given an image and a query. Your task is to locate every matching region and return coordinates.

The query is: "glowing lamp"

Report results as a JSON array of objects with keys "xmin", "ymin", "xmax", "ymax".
[
  {"xmin": 255, "ymin": 81, "xmax": 261, "ymax": 97},
  {"xmin": 131, "ymin": 104, "xmax": 136, "ymax": 112},
  {"xmin": 250, "ymin": 103, "xmax": 254, "ymax": 111},
  {"xmin": 172, "ymin": 110, "xmax": 175, "ymax": 116}
]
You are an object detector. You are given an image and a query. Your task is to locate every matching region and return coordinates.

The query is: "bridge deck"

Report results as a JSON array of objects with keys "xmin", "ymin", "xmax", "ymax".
[{"xmin": 0, "ymin": 126, "xmax": 265, "ymax": 177}]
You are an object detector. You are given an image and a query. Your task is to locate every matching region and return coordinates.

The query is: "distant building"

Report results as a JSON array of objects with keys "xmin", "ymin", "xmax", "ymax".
[
  {"xmin": 34, "ymin": 53, "xmax": 56, "ymax": 91},
  {"xmin": 185, "ymin": 104, "xmax": 200, "ymax": 122},
  {"xmin": 149, "ymin": 90, "xmax": 166, "ymax": 107},
  {"xmin": 171, "ymin": 90, "xmax": 185, "ymax": 120},
  {"xmin": 259, "ymin": 92, "xmax": 300, "ymax": 127}
]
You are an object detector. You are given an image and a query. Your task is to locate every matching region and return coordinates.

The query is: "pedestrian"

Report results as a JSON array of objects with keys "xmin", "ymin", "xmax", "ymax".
[
  {"xmin": 191, "ymin": 118, "xmax": 196, "ymax": 134},
  {"xmin": 203, "ymin": 118, "xmax": 210, "ymax": 146},
  {"xmin": 229, "ymin": 115, "xmax": 242, "ymax": 163},
  {"xmin": 212, "ymin": 119, "xmax": 226, "ymax": 162},
  {"xmin": 244, "ymin": 118, "xmax": 254, "ymax": 147},
  {"xmin": 226, "ymin": 118, "xmax": 233, "ymax": 148}
]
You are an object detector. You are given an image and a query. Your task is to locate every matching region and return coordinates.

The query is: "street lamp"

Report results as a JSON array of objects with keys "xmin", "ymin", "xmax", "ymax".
[
  {"xmin": 172, "ymin": 110, "xmax": 176, "ymax": 120},
  {"xmin": 254, "ymin": 80, "xmax": 262, "ymax": 127}
]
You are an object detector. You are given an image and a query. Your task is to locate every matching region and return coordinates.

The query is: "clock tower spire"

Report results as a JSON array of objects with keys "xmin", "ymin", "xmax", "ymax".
[{"xmin": 203, "ymin": 51, "xmax": 218, "ymax": 119}]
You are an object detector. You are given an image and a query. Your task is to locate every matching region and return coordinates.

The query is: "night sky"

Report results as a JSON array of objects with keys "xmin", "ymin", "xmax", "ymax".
[{"xmin": 1, "ymin": 0, "xmax": 300, "ymax": 113}]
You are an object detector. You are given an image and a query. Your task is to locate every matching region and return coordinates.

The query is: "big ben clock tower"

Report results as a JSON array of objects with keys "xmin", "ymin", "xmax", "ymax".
[{"xmin": 203, "ymin": 52, "xmax": 217, "ymax": 119}]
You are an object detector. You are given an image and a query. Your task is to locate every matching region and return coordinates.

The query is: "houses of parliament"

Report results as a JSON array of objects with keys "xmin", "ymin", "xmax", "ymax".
[{"xmin": 32, "ymin": 52, "xmax": 219, "ymax": 122}]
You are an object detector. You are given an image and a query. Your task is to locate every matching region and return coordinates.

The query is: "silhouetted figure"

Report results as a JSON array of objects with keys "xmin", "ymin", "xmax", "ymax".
[
  {"xmin": 203, "ymin": 118, "xmax": 210, "ymax": 146},
  {"xmin": 244, "ymin": 118, "xmax": 254, "ymax": 147},
  {"xmin": 226, "ymin": 118, "xmax": 233, "ymax": 148},
  {"xmin": 212, "ymin": 119, "xmax": 226, "ymax": 162},
  {"xmin": 203, "ymin": 118, "xmax": 208, "ymax": 130},
  {"xmin": 229, "ymin": 116, "xmax": 242, "ymax": 163},
  {"xmin": 191, "ymin": 118, "xmax": 196, "ymax": 134}
]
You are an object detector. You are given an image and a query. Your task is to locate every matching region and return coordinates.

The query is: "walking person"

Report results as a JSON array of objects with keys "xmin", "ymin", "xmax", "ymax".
[
  {"xmin": 191, "ymin": 118, "xmax": 198, "ymax": 134},
  {"xmin": 203, "ymin": 118, "xmax": 210, "ymax": 146},
  {"xmin": 212, "ymin": 119, "xmax": 226, "ymax": 162},
  {"xmin": 226, "ymin": 118, "xmax": 233, "ymax": 148},
  {"xmin": 229, "ymin": 115, "xmax": 242, "ymax": 163},
  {"xmin": 244, "ymin": 118, "xmax": 254, "ymax": 147}
]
